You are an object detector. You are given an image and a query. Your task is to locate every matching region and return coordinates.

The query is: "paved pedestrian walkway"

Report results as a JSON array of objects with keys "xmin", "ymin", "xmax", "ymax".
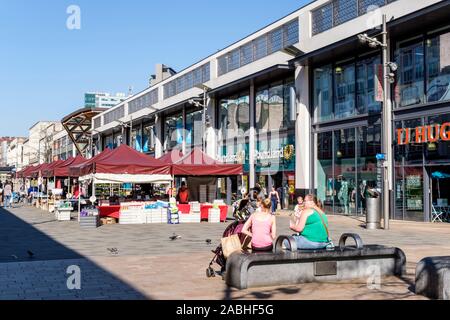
[{"xmin": 1, "ymin": 206, "xmax": 450, "ymax": 300}]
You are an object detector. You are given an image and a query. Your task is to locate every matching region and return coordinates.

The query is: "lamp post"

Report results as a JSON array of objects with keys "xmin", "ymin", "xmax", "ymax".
[{"xmin": 358, "ymin": 14, "xmax": 396, "ymax": 230}]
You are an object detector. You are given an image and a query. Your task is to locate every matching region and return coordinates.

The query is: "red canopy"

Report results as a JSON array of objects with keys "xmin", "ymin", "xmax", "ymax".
[
  {"xmin": 16, "ymin": 166, "xmax": 32, "ymax": 179},
  {"xmin": 158, "ymin": 149, "xmax": 184, "ymax": 164},
  {"xmin": 75, "ymin": 145, "xmax": 171, "ymax": 176},
  {"xmin": 51, "ymin": 155, "xmax": 86, "ymax": 177},
  {"xmin": 69, "ymin": 149, "xmax": 113, "ymax": 177},
  {"xmin": 41, "ymin": 160, "xmax": 64, "ymax": 178},
  {"xmin": 28, "ymin": 163, "xmax": 49, "ymax": 179},
  {"xmin": 171, "ymin": 147, "xmax": 243, "ymax": 176}
]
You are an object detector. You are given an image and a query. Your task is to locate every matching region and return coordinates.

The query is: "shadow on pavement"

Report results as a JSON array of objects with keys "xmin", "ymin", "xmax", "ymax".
[{"xmin": 0, "ymin": 207, "xmax": 149, "ymax": 300}]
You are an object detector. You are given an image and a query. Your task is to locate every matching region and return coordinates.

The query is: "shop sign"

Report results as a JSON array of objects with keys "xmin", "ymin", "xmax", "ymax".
[
  {"xmin": 219, "ymin": 145, "xmax": 295, "ymax": 163},
  {"xmin": 396, "ymin": 123, "xmax": 450, "ymax": 145}
]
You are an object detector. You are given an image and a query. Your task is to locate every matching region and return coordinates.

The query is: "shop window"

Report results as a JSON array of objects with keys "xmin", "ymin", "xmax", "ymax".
[
  {"xmin": 334, "ymin": 63, "xmax": 356, "ymax": 119},
  {"xmin": 256, "ymin": 79, "xmax": 295, "ymax": 133},
  {"xmin": 164, "ymin": 112, "xmax": 183, "ymax": 151},
  {"xmin": 426, "ymin": 31, "xmax": 450, "ymax": 103},
  {"xmin": 316, "ymin": 131, "xmax": 333, "ymax": 214},
  {"xmin": 186, "ymin": 109, "xmax": 203, "ymax": 147},
  {"xmin": 131, "ymin": 128, "xmax": 142, "ymax": 152},
  {"xmin": 425, "ymin": 113, "xmax": 450, "ymax": 164},
  {"xmin": 314, "ymin": 65, "xmax": 333, "ymax": 122},
  {"xmin": 356, "ymin": 56, "xmax": 381, "ymax": 115},
  {"xmin": 395, "ymin": 38, "xmax": 425, "ymax": 107},
  {"xmin": 142, "ymin": 124, "xmax": 156, "ymax": 154},
  {"xmin": 334, "ymin": 128, "xmax": 356, "ymax": 215},
  {"xmin": 219, "ymin": 93, "xmax": 249, "ymax": 140}
]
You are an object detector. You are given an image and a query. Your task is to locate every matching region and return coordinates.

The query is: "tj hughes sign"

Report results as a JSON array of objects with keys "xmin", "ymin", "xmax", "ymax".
[{"xmin": 397, "ymin": 123, "xmax": 450, "ymax": 145}]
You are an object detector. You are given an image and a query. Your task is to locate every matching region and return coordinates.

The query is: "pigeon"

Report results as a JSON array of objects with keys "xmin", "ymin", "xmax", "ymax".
[
  {"xmin": 27, "ymin": 250, "xmax": 34, "ymax": 258},
  {"xmin": 107, "ymin": 248, "xmax": 119, "ymax": 255},
  {"xmin": 206, "ymin": 239, "xmax": 212, "ymax": 245},
  {"xmin": 170, "ymin": 233, "xmax": 182, "ymax": 241}
]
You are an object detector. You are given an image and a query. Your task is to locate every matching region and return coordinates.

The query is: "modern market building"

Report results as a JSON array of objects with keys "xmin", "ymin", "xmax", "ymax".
[{"xmin": 91, "ymin": 0, "xmax": 450, "ymax": 221}]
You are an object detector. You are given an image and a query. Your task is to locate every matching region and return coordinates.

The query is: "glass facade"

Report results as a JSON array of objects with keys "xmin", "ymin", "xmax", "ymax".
[
  {"xmin": 313, "ymin": 55, "xmax": 381, "ymax": 123},
  {"xmin": 185, "ymin": 108, "xmax": 203, "ymax": 148},
  {"xmin": 315, "ymin": 124, "xmax": 381, "ymax": 216},
  {"xmin": 164, "ymin": 111, "xmax": 183, "ymax": 151},
  {"xmin": 255, "ymin": 78, "xmax": 295, "ymax": 134},
  {"xmin": 219, "ymin": 92, "xmax": 250, "ymax": 140},
  {"xmin": 394, "ymin": 113, "xmax": 450, "ymax": 221},
  {"xmin": 395, "ymin": 30, "xmax": 450, "ymax": 108}
]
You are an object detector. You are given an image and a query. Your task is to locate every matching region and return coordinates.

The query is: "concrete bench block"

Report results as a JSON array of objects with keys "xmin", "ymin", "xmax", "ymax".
[
  {"xmin": 226, "ymin": 234, "xmax": 406, "ymax": 290},
  {"xmin": 416, "ymin": 256, "xmax": 450, "ymax": 300}
]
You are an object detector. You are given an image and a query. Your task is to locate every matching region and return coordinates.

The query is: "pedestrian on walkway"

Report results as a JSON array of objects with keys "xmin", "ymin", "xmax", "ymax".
[
  {"xmin": 3, "ymin": 181, "xmax": 12, "ymax": 209},
  {"xmin": 269, "ymin": 186, "xmax": 280, "ymax": 215}
]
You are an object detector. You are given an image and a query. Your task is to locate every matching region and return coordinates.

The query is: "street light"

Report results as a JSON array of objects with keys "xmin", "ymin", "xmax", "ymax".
[
  {"xmin": 190, "ymin": 85, "xmax": 211, "ymax": 152},
  {"xmin": 358, "ymin": 14, "xmax": 396, "ymax": 230}
]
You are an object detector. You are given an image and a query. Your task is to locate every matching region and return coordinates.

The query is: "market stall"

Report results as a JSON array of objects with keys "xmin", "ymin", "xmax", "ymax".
[
  {"xmin": 71, "ymin": 145, "xmax": 173, "ymax": 225},
  {"xmin": 161, "ymin": 147, "xmax": 243, "ymax": 222}
]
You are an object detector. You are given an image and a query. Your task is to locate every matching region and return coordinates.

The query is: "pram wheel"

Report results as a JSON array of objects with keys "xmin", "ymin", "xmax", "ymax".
[{"xmin": 206, "ymin": 267, "xmax": 215, "ymax": 278}]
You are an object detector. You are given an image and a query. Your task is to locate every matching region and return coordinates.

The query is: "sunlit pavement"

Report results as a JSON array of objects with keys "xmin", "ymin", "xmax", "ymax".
[{"xmin": 1, "ymin": 206, "xmax": 450, "ymax": 300}]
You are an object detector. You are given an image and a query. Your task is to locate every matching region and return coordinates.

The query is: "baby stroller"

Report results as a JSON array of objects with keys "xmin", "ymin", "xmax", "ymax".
[{"xmin": 206, "ymin": 198, "xmax": 255, "ymax": 278}]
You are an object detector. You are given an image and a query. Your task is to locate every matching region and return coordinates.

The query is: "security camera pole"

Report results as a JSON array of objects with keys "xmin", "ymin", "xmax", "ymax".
[{"xmin": 358, "ymin": 14, "xmax": 393, "ymax": 230}]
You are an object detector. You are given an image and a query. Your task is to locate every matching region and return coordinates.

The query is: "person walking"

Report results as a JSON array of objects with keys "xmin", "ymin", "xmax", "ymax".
[
  {"xmin": 3, "ymin": 181, "xmax": 13, "ymax": 209},
  {"xmin": 269, "ymin": 186, "xmax": 280, "ymax": 215}
]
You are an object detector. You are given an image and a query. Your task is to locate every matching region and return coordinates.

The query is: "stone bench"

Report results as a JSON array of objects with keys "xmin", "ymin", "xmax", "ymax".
[
  {"xmin": 225, "ymin": 233, "xmax": 406, "ymax": 290},
  {"xmin": 416, "ymin": 256, "xmax": 450, "ymax": 300}
]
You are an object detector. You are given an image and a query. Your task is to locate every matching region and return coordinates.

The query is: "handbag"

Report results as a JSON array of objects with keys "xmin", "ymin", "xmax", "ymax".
[{"xmin": 221, "ymin": 234, "xmax": 243, "ymax": 259}]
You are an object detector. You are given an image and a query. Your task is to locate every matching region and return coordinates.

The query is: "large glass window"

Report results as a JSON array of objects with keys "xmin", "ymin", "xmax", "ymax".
[
  {"xmin": 426, "ymin": 113, "xmax": 450, "ymax": 164},
  {"xmin": 395, "ymin": 38, "xmax": 425, "ymax": 107},
  {"xmin": 334, "ymin": 62, "xmax": 356, "ymax": 119},
  {"xmin": 256, "ymin": 79, "xmax": 295, "ymax": 133},
  {"xmin": 142, "ymin": 124, "xmax": 156, "ymax": 154},
  {"xmin": 356, "ymin": 56, "xmax": 381, "ymax": 114},
  {"xmin": 164, "ymin": 112, "xmax": 183, "ymax": 151},
  {"xmin": 219, "ymin": 93, "xmax": 249, "ymax": 140},
  {"xmin": 334, "ymin": 129, "xmax": 356, "ymax": 215},
  {"xmin": 426, "ymin": 31, "xmax": 450, "ymax": 103},
  {"xmin": 313, "ymin": 55, "xmax": 380, "ymax": 123},
  {"xmin": 314, "ymin": 65, "xmax": 333, "ymax": 122},
  {"xmin": 186, "ymin": 109, "xmax": 203, "ymax": 148},
  {"xmin": 315, "ymin": 124, "xmax": 381, "ymax": 216}
]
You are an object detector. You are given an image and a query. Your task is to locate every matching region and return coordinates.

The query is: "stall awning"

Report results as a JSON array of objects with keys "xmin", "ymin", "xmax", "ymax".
[
  {"xmin": 172, "ymin": 147, "xmax": 243, "ymax": 176},
  {"xmin": 158, "ymin": 149, "xmax": 184, "ymax": 164},
  {"xmin": 51, "ymin": 155, "xmax": 86, "ymax": 177},
  {"xmin": 75, "ymin": 145, "xmax": 172, "ymax": 176},
  {"xmin": 79, "ymin": 173, "xmax": 172, "ymax": 185},
  {"xmin": 41, "ymin": 160, "xmax": 64, "ymax": 178},
  {"xmin": 70, "ymin": 149, "xmax": 113, "ymax": 177}
]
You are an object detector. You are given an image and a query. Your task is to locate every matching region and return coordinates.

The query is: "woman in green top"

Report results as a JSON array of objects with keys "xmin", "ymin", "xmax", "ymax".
[{"xmin": 286, "ymin": 194, "xmax": 330, "ymax": 250}]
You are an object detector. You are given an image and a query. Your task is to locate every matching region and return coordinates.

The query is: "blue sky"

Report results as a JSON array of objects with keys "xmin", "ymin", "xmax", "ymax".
[{"xmin": 0, "ymin": 0, "xmax": 309, "ymax": 137}]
